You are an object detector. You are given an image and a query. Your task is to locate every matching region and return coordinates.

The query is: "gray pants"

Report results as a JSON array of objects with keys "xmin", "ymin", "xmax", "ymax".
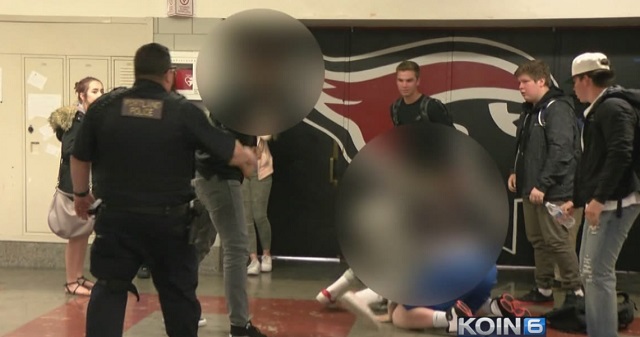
[
  {"xmin": 580, "ymin": 204, "xmax": 640, "ymax": 337},
  {"xmin": 241, "ymin": 172, "xmax": 273, "ymax": 254},
  {"xmin": 193, "ymin": 172, "xmax": 249, "ymax": 327},
  {"xmin": 522, "ymin": 199, "xmax": 583, "ymax": 291}
]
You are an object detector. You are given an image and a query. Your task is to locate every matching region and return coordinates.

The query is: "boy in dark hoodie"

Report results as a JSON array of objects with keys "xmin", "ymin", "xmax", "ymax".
[
  {"xmin": 508, "ymin": 60, "xmax": 584, "ymax": 306},
  {"xmin": 561, "ymin": 52, "xmax": 640, "ymax": 337}
]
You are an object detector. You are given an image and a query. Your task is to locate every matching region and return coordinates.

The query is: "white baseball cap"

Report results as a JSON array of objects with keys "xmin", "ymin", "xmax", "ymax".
[{"xmin": 571, "ymin": 52, "xmax": 611, "ymax": 77}]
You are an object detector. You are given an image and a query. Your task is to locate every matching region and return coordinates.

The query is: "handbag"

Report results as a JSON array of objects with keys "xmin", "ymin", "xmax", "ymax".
[{"xmin": 47, "ymin": 188, "xmax": 94, "ymax": 239}]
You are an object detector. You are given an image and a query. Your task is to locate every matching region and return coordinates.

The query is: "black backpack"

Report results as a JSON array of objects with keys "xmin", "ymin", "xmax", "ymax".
[
  {"xmin": 537, "ymin": 97, "xmax": 584, "ymax": 130},
  {"xmin": 390, "ymin": 96, "xmax": 432, "ymax": 126},
  {"xmin": 545, "ymin": 292, "xmax": 637, "ymax": 333}
]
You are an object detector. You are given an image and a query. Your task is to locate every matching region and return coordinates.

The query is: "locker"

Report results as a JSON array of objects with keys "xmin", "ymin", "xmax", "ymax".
[
  {"xmin": 68, "ymin": 58, "xmax": 109, "ymax": 105},
  {"xmin": 23, "ymin": 57, "xmax": 65, "ymax": 234}
]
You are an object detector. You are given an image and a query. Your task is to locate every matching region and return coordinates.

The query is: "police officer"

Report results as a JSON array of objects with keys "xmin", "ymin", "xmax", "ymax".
[{"xmin": 70, "ymin": 42, "xmax": 257, "ymax": 337}]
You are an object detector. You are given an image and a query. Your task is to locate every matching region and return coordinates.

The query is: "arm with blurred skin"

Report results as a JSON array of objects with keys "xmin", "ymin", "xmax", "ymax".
[{"xmin": 70, "ymin": 156, "xmax": 94, "ymax": 220}]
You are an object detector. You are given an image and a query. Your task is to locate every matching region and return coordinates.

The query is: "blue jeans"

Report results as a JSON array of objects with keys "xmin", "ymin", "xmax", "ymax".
[
  {"xmin": 193, "ymin": 173, "xmax": 250, "ymax": 327},
  {"xmin": 580, "ymin": 204, "xmax": 640, "ymax": 337}
]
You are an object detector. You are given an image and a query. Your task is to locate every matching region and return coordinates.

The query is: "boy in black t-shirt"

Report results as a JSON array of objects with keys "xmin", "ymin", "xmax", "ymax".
[{"xmin": 390, "ymin": 60, "xmax": 454, "ymax": 128}]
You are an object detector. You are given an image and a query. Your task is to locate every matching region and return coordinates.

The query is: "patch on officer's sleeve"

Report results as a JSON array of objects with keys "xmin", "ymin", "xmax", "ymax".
[{"xmin": 121, "ymin": 98, "xmax": 163, "ymax": 119}]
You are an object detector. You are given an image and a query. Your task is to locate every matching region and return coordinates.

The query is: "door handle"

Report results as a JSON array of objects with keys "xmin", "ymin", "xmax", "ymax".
[
  {"xmin": 329, "ymin": 141, "xmax": 339, "ymax": 186},
  {"xmin": 329, "ymin": 157, "xmax": 336, "ymax": 185}
]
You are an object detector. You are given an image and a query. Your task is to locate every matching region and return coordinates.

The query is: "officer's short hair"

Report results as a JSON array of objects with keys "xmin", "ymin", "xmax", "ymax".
[{"xmin": 134, "ymin": 43, "xmax": 173, "ymax": 79}]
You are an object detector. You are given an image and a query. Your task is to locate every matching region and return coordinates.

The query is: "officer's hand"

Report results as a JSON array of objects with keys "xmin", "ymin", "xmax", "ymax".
[
  {"xmin": 229, "ymin": 140, "xmax": 257, "ymax": 177},
  {"xmin": 74, "ymin": 193, "xmax": 96, "ymax": 220}
]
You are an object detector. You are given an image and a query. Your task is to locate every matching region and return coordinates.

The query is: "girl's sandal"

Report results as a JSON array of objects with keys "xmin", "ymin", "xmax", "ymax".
[
  {"xmin": 77, "ymin": 276, "xmax": 95, "ymax": 290},
  {"xmin": 64, "ymin": 281, "xmax": 91, "ymax": 296}
]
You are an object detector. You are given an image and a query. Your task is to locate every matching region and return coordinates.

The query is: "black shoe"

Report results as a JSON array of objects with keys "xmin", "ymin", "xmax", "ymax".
[
  {"xmin": 230, "ymin": 321, "xmax": 267, "ymax": 337},
  {"xmin": 562, "ymin": 292, "xmax": 583, "ymax": 308},
  {"xmin": 517, "ymin": 288, "xmax": 553, "ymax": 303},
  {"xmin": 137, "ymin": 266, "xmax": 151, "ymax": 279},
  {"xmin": 445, "ymin": 300, "xmax": 473, "ymax": 333}
]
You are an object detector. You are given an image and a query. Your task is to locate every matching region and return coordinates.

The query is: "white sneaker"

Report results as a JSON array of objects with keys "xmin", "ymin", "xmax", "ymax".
[
  {"xmin": 247, "ymin": 259, "xmax": 261, "ymax": 275},
  {"xmin": 339, "ymin": 291, "xmax": 381, "ymax": 329},
  {"xmin": 163, "ymin": 317, "xmax": 207, "ymax": 327},
  {"xmin": 260, "ymin": 256, "xmax": 272, "ymax": 272}
]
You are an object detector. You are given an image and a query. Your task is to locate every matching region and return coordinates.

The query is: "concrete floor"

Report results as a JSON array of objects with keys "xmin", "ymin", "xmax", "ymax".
[{"xmin": 1, "ymin": 260, "xmax": 640, "ymax": 337}]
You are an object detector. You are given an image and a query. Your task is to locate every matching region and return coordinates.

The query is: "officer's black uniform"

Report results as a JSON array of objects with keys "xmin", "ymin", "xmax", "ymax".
[{"xmin": 73, "ymin": 78, "xmax": 237, "ymax": 337}]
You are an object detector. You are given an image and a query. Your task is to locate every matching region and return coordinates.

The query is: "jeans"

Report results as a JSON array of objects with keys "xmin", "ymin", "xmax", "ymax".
[
  {"xmin": 193, "ymin": 172, "xmax": 250, "ymax": 327},
  {"xmin": 580, "ymin": 204, "xmax": 640, "ymax": 337},
  {"xmin": 241, "ymin": 172, "xmax": 273, "ymax": 254}
]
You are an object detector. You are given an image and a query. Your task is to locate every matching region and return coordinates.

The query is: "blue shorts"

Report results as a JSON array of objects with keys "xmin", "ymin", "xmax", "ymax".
[{"xmin": 403, "ymin": 265, "xmax": 497, "ymax": 313}]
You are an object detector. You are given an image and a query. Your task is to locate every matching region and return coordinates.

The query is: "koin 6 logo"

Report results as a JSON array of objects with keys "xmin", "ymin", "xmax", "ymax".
[{"xmin": 457, "ymin": 317, "xmax": 546, "ymax": 336}]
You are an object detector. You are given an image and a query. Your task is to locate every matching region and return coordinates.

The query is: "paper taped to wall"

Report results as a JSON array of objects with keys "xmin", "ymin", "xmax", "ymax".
[
  {"xmin": 45, "ymin": 143, "xmax": 61, "ymax": 157},
  {"xmin": 39, "ymin": 124, "xmax": 55, "ymax": 140},
  {"xmin": 27, "ymin": 94, "xmax": 61, "ymax": 120},
  {"xmin": 27, "ymin": 71, "xmax": 47, "ymax": 90}
]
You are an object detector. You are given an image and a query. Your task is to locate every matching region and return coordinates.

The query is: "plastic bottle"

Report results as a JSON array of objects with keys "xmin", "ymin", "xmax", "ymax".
[{"xmin": 545, "ymin": 202, "xmax": 575, "ymax": 228}]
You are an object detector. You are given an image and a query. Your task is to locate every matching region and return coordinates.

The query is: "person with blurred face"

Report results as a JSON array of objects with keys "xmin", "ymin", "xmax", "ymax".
[{"xmin": 509, "ymin": 59, "xmax": 583, "ymax": 306}]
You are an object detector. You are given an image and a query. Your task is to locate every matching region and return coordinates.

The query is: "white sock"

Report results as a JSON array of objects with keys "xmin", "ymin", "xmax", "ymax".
[
  {"xmin": 538, "ymin": 288, "xmax": 552, "ymax": 297},
  {"xmin": 325, "ymin": 269, "xmax": 356, "ymax": 299},
  {"xmin": 574, "ymin": 289, "xmax": 584, "ymax": 297},
  {"xmin": 432, "ymin": 311, "xmax": 449, "ymax": 328},
  {"xmin": 490, "ymin": 300, "xmax": 502, "ymax": 316},
  {"xmin": 355, "ymin": 288, "xmax": 383, "ymax": 305}
]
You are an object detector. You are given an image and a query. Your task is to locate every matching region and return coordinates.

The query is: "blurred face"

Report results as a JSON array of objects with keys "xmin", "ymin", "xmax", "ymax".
[
  {"xmin": 572, "ymin": 75, "xmax": 589, "ymax": 103},
  {"xmin": 82, "ymin": 81, "xmax": 104, "ymax": 107},
  {"xmin": 517, "ymin": 74, "xmax": 546, "ymax": 104},
  {"xmin": 396, "ymin": 70, "xmax": 420, "ymax": 98}
]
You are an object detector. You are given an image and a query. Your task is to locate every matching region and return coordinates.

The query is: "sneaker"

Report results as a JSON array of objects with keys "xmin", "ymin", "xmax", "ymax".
[
  {"xmin": 316, "ymin": 288, "xmax": 340, "ymax": 308},
  {"xmin": 445, "ymin": 300, "xmax": 473, "ymax": 333},
  {"xmin": 229, "ymin": 321, "xmax": 267, "ymax": 337},
  {"xmin": 517, "ymin": 288, "xmax": 553, "ymax": 303},
  {"xmin": 562, "ymin": 291, "xmax": 583, "ymax": 308},
  {"xmin": 260, "ymin": 256, "xmax": 272, "ymax": 272},
  {"xmin": 247, "ymin": 259, "xmax": 260, "ymax": 276},
  {"xmin": 162, "ymin": 317, "xmax": 207, "ymax": 327},
  {"xmin": 137, "ymin": 265, "xmax": 151, "ymax": 279},
  {"xmin": 369, "ymin": 298, "xmax": 389, "ymax": 315},
  {"xmin": 339, "ymin": 291, "xmax": 381, "ymax": 329},
  {"xmin": 494, "ymin": 293, "xmax": 531, "ymax": 318}
]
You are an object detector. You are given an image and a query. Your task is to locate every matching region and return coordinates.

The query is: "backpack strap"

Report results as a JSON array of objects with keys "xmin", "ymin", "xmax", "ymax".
[
  {"xmin": 419, "ymin": 96, "xmax": 432, "ymax": 122},
  {"xmin": 390, "ymin": 98, "xmax": 402, "ymax": 126},
  {"xmin": 537, "ymin": 99, "xmax": 557, "ymax": 127}
]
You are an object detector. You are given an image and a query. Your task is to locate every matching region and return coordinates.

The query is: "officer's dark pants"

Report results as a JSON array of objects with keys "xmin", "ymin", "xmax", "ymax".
[{"xmin": 85, "ymin": 208, "xmax": 201, "ymax": 337}]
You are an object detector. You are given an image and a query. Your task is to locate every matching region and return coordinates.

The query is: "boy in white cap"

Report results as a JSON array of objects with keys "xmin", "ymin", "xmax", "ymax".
[{"xmin": 562, "ymin": 52, "xmax": 640, "ymax": 337}]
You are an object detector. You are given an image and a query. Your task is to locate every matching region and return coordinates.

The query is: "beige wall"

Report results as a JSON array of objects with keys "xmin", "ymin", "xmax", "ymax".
[{"xmin": 2, "ymin": 0, "xmax": 640, "ymax": 22}]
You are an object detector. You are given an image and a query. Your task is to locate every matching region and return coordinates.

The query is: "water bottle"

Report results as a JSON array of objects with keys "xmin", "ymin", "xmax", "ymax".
[{"xmin": 545, "ymin": 202, "xmax": 576, "ymax": 228}]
